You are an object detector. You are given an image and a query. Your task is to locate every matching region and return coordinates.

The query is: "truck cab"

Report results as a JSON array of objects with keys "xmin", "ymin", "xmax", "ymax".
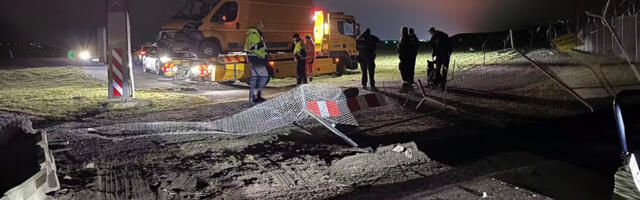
[
  {"xmin": 160, "ymin": 0, "xmax": 314, "ymax": 58},
  {"xmin": 317, "ymin": 12, "xmax": 360, "ymax": 71}
]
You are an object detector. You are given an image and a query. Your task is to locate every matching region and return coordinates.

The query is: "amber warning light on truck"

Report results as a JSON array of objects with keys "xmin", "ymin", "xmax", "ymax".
[{"xmin": 313, "ymin": 9, "xmax": 324, "ymax": 45}]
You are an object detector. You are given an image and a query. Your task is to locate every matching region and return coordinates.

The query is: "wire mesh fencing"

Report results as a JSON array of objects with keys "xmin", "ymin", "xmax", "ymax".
[
  {"xmin": 89, "ymin": 83, "xmax": 360, "ymax": 141},
  {"xmin": 379, "ymin": 35, "xmax": 640, "ymax": 120}
]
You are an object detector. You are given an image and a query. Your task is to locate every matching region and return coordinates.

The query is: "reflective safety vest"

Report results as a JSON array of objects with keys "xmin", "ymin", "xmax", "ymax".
[
  {"xmin": 244, "ymin": 27, "xmax": 266, "ymax": 59},
  {"xmin": 294, "ymin": 40, "xmax": 306, "ymax": 60}
]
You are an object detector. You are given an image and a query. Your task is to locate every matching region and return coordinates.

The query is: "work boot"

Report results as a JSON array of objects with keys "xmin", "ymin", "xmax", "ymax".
[
  {"xmin": 399, "ymin": 83, "xmax": 409, "ymax": 93},
  {"xmin": 255, "ymin": 92, "xmax": 266, "ymax": 103}
]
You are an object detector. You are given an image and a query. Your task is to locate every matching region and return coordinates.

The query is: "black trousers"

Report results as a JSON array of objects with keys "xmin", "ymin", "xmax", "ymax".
[
  {"xmin": 435, "ymin": 55, "xmax": 450, "ymax": 86},
  {"xmin": 408, "ymin": 52, "xmax": 417, "ymax": 83},
  {"xmin": 399, "ymin": 53, "xmax": 416, "ymax": 84},
  {"xmin": 296, "ymin": 59, "xmax": 307, "ymax": 85},
  {"xmin": 359, "ymin": 54, "xmax": 376, "ymax": 87}
]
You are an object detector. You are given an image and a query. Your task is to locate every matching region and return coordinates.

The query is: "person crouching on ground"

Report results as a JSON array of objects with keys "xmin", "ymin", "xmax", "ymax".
[
  {"xmin": 245, "ymin": 26, "xmax": 269, "ymax": 103},
  {"xmin": 304, "ymin": 34, "xmax": 316, "ymax": 82},
  {"xmin": 293, "ymin": 33, "xmax": 307, "ymax": 85}
]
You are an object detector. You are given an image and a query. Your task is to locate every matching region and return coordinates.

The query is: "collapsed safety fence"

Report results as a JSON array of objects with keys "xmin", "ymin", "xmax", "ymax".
[
  {"xmin": 381, "ymin": 45, "xmax": 640, "ymax": 119},
  {"xmin": 89, "ymin": 84, "xmax": 361, "ymax": 141}
]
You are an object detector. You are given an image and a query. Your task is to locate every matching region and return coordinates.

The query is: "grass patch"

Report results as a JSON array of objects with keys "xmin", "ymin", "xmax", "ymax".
[
  {"xmin": 0, "ymin": 66, "xmax": 106, "ymax": 118},
  {"xmin": 269, "ymin": 47, "xmax": 519, "ymax": 86},
  {"xmin": 0, "ymin": 66, "xmax": 215, "ymax": 119}
]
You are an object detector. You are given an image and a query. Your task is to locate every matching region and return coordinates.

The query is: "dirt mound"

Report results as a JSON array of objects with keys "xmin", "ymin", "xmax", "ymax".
[{"xmin": 330, "ymin": 142, "xmax": 450, "ymax": 186}]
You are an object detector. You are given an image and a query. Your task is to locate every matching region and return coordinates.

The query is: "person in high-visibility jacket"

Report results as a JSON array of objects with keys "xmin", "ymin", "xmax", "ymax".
[
  {"xmin": 245, "ymin": 26, "xmax": 269, "ymax": 103},
  {"xmin": 304, "ymin": 34, "xmax": 316, "ymax": 82},
  {"xmin": 292, "ymin": 33, "xmax": 307, "ymax": 85}
]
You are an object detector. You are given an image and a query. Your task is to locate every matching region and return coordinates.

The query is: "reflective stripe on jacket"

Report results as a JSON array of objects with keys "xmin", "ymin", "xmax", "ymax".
[
  {"xmin": 244, "ymin": 27, "xmax": 266, "ymax": 58},
  {"xmin": 305, "ymin": 40, "xmax": 316, "ymax": 61}
]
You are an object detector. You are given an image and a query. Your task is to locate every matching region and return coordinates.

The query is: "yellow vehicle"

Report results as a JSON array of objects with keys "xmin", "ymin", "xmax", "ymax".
[
  {"xmin": 208, "ymin": 9, "xmax": 359, "ymax": 83},
  {"xmin": 155, "ymin": 0, "xmax": 360, "ymax": 82}
]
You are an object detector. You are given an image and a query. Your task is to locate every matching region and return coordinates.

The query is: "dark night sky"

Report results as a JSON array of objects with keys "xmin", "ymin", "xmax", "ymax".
[{"xmin": 0, "ymin": 0, "xmax": 606, "ymax": 48}]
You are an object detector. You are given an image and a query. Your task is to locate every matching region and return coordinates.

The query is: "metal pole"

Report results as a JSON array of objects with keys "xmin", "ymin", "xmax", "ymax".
[
  {"xmin": 126, "ymin": 13, "xmax": 135, "ymax": 97},
  {"xmin": 510, "ymin": 30, "xmax": 516, "ymax": 50},
  {"xmin": 587, "ymin": 11, "xmax": 640, "ymax": 82},
  {"xmin": 511, "ymin": 30, "xmax": 594, "ymax": 112},
  {"xmin": 305, "ymin": 110, "xmax": 358, "ymax": 147},
  {"xmin": 622, "ymin": 16, "xmax": 625, "ymax": 56},
  {"xmin": 106, "ymin": 0, "xmax": 134, "ymax": 100}
]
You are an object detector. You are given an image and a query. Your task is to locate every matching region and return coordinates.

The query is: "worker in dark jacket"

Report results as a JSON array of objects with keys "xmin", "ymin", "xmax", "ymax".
[
  {"xmin": 356, "ymin": 28, "xmax": 380, "ymax": 91},
  {"xmin": 429, "ymin": 27, "xmax": 452, "ymax": 89},
  {"xmin": 408, "ymin": 28, "xmax": 420, "ymax": 84},
  {"xmin": 293, "ymin": 33, "xmax": 307, "ymax": 85},
  {"xmin": 397, "ymin": 26, "xmax": 412, "ymax": 92}
]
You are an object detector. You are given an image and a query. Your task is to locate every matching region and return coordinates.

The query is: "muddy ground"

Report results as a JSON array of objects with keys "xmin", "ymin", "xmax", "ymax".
[
  {"xmin": 41, "ymin": 97, "xmax": 562, "ymax": 200},
  {"xmin": 3, "ymin": 49, "xmax": 638, "ymax": 199}
]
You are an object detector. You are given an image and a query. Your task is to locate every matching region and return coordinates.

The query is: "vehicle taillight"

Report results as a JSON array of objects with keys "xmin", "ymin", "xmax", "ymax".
[
  {"xmin": 268, "ymin": 61, "xmax": 276, "ymax": 67},
  {"xmin": 140, "ymin": 51, "xmax": 146, "ymax": 55}
]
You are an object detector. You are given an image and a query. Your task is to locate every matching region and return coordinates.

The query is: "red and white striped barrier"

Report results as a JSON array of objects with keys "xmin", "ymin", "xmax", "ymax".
[
  {"xmin": 111, "ymin": 48, "xmax": 124, "ymax": 97},
  {"xmin": 346, "ymin": 93, "xmax": 386, "ymax": 112},
  {"xmin": 305, "ymin": 93, "xmax": 386, "ymax": 118},
  {"xmin": 221, "ymin": 55, "xmax": 246, "ymax": 63},
  {"xmin": 306, "ymin": 100, "xmax": 341, "ymax": 117}
]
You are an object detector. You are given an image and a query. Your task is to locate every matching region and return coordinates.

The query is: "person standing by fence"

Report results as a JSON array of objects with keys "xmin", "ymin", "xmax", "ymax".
[
  {"xmin": 408, "ymin": 28, "xmax": 420, "ymax": 84},
  {"xmin": 398, "ymin": 26, "xmax": 412, "ymax": 92},
  {"xmin": 293, "ymin": 33, "xmax": 307, "ymax": 85},
  {"xmin": 429, "ymin": 27, "xmax": 452, "ymax": 89},
  {"xmin": 304, "ymin": 34, "xmax": 316, "ymax": 82},
  {"xmin": 245, "ymin": 26, "xmax": 269, "ymax": 103},
  {"xmin": 357, "ymin": 28, "xmax": 380, "ymax": 91}
]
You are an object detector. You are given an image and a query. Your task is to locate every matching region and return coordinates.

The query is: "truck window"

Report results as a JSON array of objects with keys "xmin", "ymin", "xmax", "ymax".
[
  {"xmin": 173, "ymin": 0, "xmax": 219, "ymax": 20},
  {"xmin": 211, "ymin": 2, "xmax": 238, "ymax": 23},
  {"xmin": 338, "ymin": 21, "xmax": 355, "ymax": 37}
]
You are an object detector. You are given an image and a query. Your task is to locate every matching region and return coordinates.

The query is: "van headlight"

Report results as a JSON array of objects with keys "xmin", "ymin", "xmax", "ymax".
[{"xmin": 79, "ymin": 51, "xmax": 91, "ymax": 60}]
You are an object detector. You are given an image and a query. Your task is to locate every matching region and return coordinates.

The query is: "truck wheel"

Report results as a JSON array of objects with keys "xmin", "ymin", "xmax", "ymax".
[
  {"xmin": 198, "ymin": 39, "xmax": 220, "ymax": 58},
  {"xmin": 336, "ymin": 62, "xmax": 346, "ymax": 76},
  {"xmin": 347, "ymin": 57, "xmax": 358, "ymax": 70}
]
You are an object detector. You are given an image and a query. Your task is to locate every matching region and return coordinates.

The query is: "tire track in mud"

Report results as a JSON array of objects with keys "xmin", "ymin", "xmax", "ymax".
[{"xmin": 95, "ymin": 167, "xmax": 157, "ymax": 200}]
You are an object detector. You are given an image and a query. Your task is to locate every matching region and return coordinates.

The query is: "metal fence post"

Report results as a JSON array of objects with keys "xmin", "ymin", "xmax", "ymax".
[
  {"xmin": 587, "ymin": 11, "xmax": 640, "ymax": 82},
  {"xmin": 511, "ymin": 29, "xmax": 594, "ymax": 112}
]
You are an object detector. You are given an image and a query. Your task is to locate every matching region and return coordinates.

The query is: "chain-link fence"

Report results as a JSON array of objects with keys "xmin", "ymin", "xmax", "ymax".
[
  {"xmin": 379, "ymin": 3, "xmax": 640, "ymax": 120},
  {"xmin": 88, "ymin": 84, "xmax": 360, "ymax": 141}
]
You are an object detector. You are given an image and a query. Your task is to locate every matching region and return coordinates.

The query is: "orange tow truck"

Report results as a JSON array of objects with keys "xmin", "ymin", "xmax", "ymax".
[{"xmin": 145, "ymin": 0, "xmax": 360, "ymax": 83}]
